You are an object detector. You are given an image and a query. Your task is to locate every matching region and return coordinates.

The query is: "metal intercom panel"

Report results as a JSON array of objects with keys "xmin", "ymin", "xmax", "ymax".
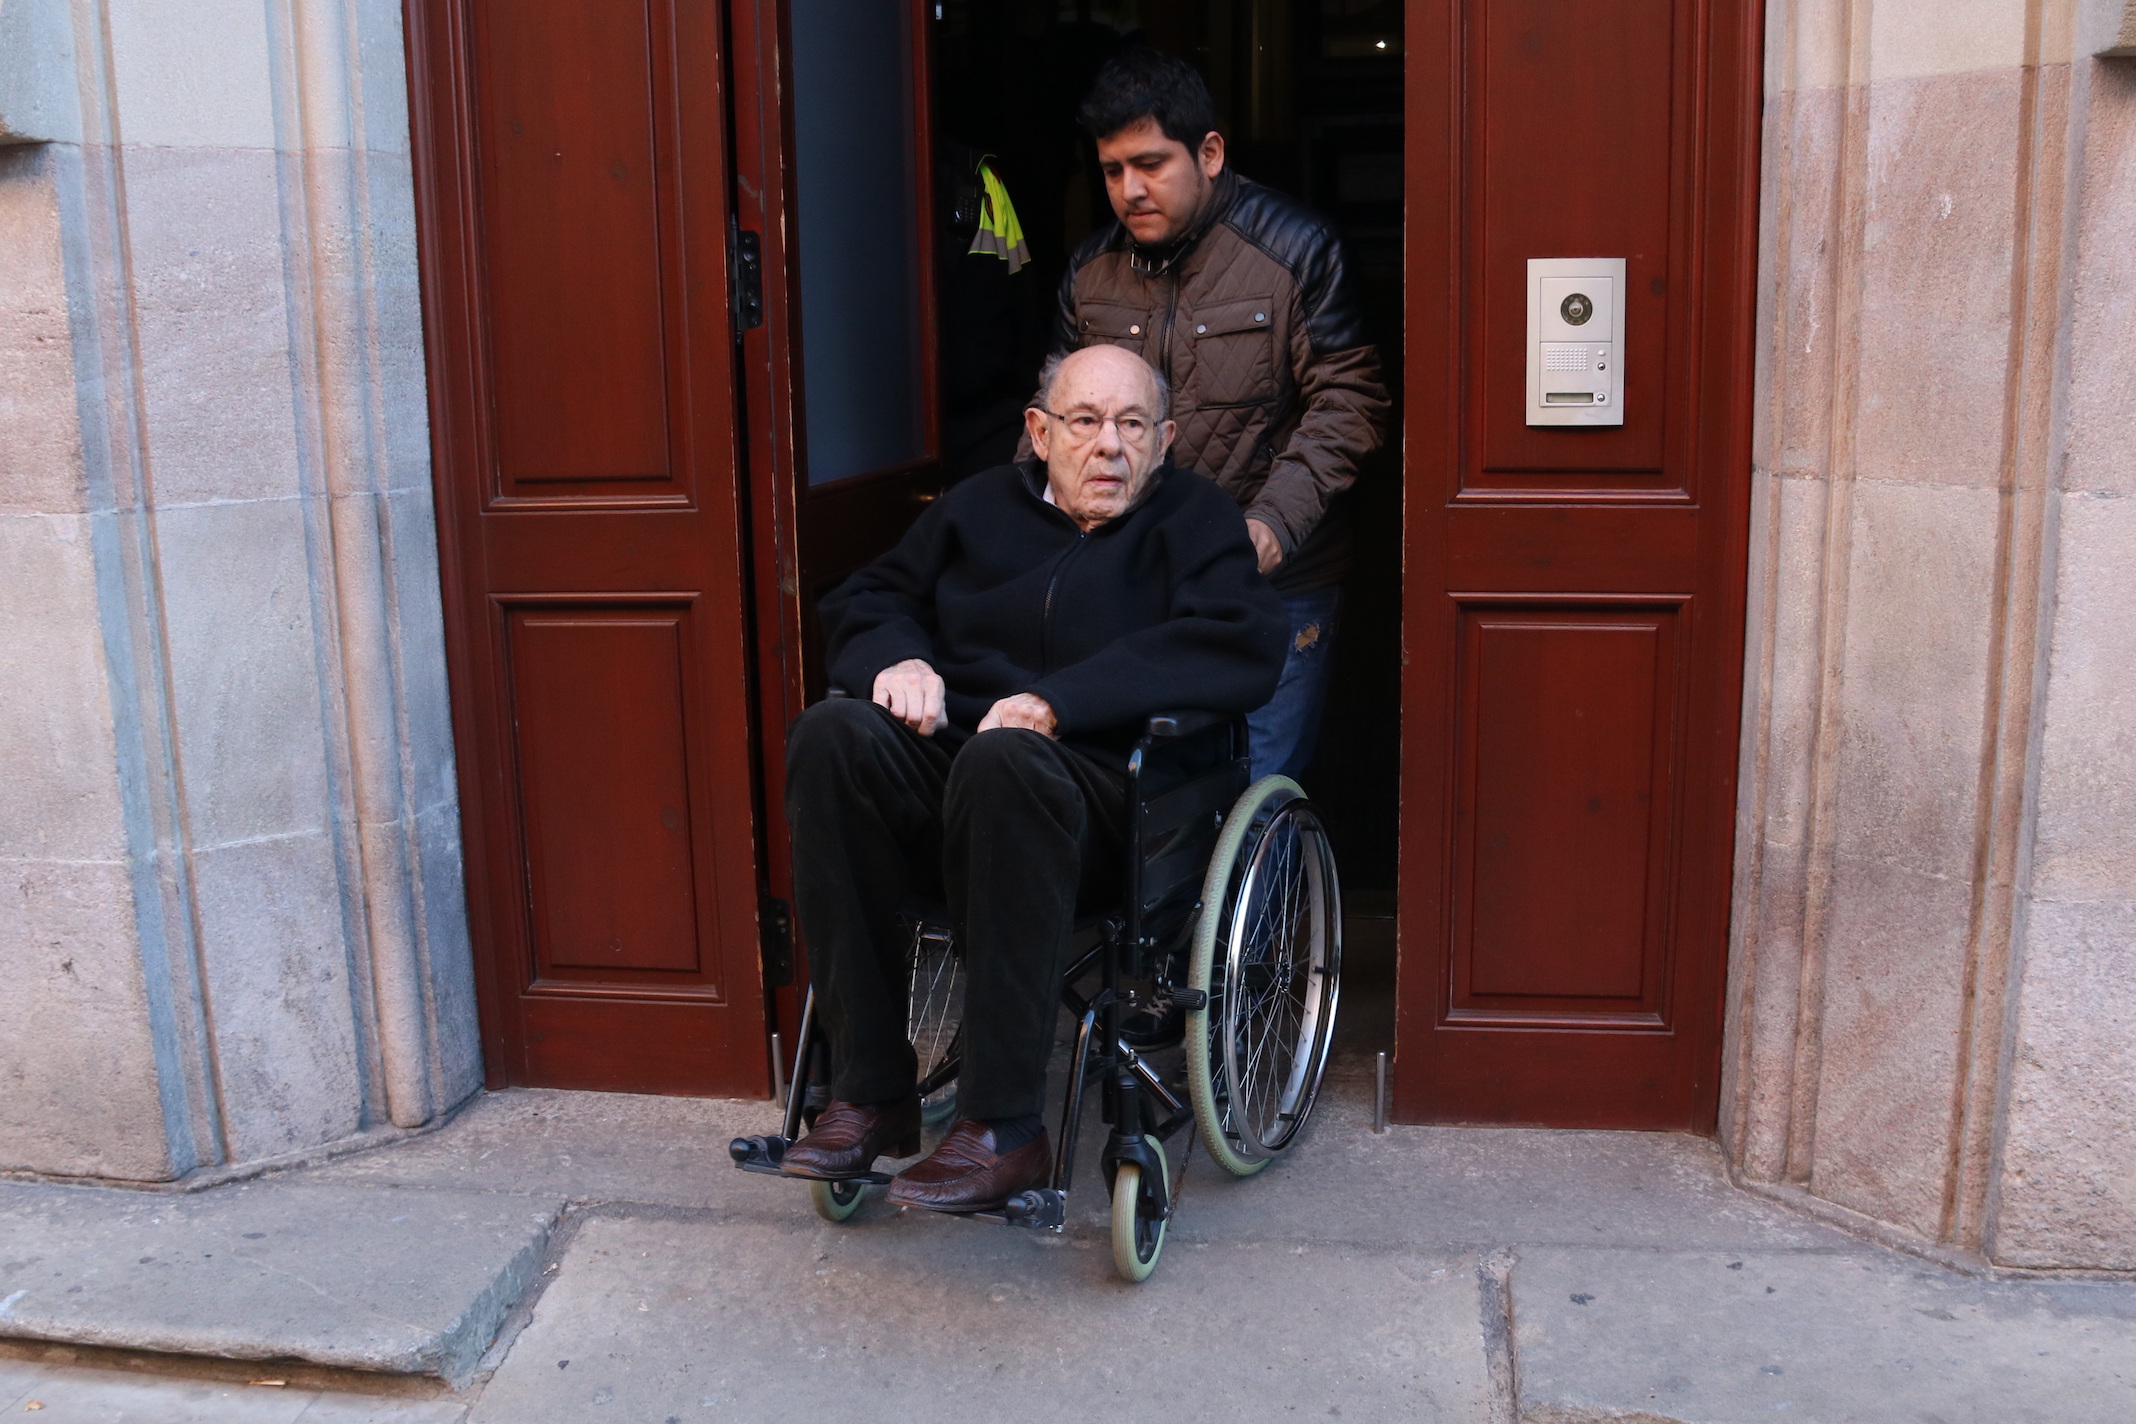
[{"xmin": 1526, "ymin": 258, "xmax": 1625, "ymax": 427}]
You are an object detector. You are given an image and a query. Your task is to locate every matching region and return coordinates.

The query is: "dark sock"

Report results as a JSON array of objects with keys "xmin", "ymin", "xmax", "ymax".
[{"xmin": 982, "ymin": 1114, "xmax": 1044, "ymax": 1153}]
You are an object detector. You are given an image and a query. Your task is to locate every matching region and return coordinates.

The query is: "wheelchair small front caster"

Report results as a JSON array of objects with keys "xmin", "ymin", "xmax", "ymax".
[
  {"xmin": 1109, "ymin": 1134, "xmax": 1169, "ymax": 1283},
  {"xmin": 810, "ymin": 1177, "xmax": 866, "ymax": 1222}
]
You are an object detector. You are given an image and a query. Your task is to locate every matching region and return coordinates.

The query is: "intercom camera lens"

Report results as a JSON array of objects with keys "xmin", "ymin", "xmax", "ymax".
[{"xmin": 1560, "ymin": 293, "xmax": 1594, "ymax": 326}]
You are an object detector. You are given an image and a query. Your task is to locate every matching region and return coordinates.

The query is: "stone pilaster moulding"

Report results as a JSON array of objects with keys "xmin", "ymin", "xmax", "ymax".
[
  {"xmin": 3, "ymin": 0, "xmax": 477, "ymax": 1179},
  {"xmin": 1727, "ymin": 0, "xmax": 2125, "ymax": 1271},
  {"xmin": 244, "ymin": 0, "xmax": 480, "ymax": 1135}
]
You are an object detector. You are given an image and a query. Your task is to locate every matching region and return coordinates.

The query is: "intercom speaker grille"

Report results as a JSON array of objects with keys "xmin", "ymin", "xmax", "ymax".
[{"xmin": 1543, "ymin": 344, "xmax": 1592, "ymax": 371}]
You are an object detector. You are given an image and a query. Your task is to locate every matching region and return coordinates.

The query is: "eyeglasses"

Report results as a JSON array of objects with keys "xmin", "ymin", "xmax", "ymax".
[{"xmin": 1035, "ymin": 407, "xmax": 1158, "ymax": 444}]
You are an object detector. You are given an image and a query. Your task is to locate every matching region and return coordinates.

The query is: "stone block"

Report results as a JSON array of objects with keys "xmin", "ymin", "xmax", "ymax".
[
  {"xmin": 383, "ymin": 486, "xmax": 456, "ymax": 817},
  {"xmin": 1512, "ymin": 1245, "xmax": 2136, "ymax": 1423},
  {"xmin": 1867, "ymin": 0, "xmax": 2032, "ymax": 83},
  {"xmin": 0, "ymin": 0, "xmax": 82, "ymax": 146},
  {"xmin": 466, "ymin": 1215, "xmax": 1494, "ymax": 1424},
  {"xmin": 1853, "ymin": 69, "xmax": 2024, "ymax": 490},
  {"xmin": 412, "ymin": 800, "xmax": 481, "ymax": 1107},
  {"xmin": 1759, "ymin": 87, "xmax": 1845, "ymax": 477},
  {"xmin": 0, "ymin": 858, "xmax": 171, "ymax": 1181},
  {"xmin": 2063, "ymin": 65, "xmax": 2136, "ymax": 495},
  {"xmin": 152, "ymin": 497, "xmax": 331, "ymax": 848},
  {"xmin": 1770, "ymin": 0, "xmax": 1853, "ymax": 93},
  {"xmin": 120, "ymin": 145, "xmax": 304, "ymax": 508},
  {"xmin": 1808, "ymin": 851, "xmax": 1973, "ymax": 1238},
  {"xmin": 0, "ymin": 513, "xmax": 127, "ymax": 862},
  {"xmin": 0, "ymin": 146, "xmax": 86, "ymax": 517},
  {"xmin": 1830, "ymin": 479, "xmax": 2000, "ymax": 880},
  {"xmin": 102, "ymin": 0, "xmax": 278, "ymax": 150},
  {"xmin": 188, "ymin": 829, "xmax": 364, "ymax": 1161},
  {"xmin": 1994, "ymin": 898, "xmax": 2136, "ymax": 1269},
  {"xmin": 0, "ymin": 1179, "xmax": 564, "ymax": 1380},
  {"xmin": 367, "ymin": 154, "xmax": 434, "ymax": 496},
  {"xmin": 2031, "ymin": 494, "xmax": 2136, "ymax": 902}
]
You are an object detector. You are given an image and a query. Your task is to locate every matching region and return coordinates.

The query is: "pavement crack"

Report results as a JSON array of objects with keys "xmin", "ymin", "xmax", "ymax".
[{"xmin": 1480, "ymin": 1246, "xmax": 1517, "ymax": 1424}]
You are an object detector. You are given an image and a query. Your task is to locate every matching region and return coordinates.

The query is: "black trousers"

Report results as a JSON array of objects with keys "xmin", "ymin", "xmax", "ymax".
[{"xmin": 784, "ymin": 699, "xmax": 1129, "ymax": 1120}]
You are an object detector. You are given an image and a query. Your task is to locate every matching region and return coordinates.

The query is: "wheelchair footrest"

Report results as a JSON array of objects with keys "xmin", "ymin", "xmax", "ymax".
[
  {"xmin": 988, "ymin": 1188, "xmax": 1067, "ymax": 1231},
  {"xmin": 731, "ymin": 1135, "xmax": 898, "ymax": 1186},
  {"xmin": 729, "ymin": 1134, "xmax": 788, "ymax": 1173}
]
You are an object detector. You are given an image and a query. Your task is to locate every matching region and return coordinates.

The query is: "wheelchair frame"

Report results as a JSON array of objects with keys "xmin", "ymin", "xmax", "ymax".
[{"xmin": 731, "ymin": 707, "xmax": 1329, "ymax": 1274}]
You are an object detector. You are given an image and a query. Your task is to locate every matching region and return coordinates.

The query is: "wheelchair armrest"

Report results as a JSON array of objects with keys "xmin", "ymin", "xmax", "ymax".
[{"xmin": 1142, "ymin": 710, "xmax": 1231, "ymax": 739}]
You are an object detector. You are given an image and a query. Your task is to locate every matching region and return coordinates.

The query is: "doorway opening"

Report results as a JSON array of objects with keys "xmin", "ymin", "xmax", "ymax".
[
  {"xmin": 925, "ymin": 0, "xmax": 1404, "ymax": 869},
  {"xmin": 922, "ymin": 0, "xmax": 1407, "ymax": 1062},
  {"xmin": 921, "ymin": 0, "xmax": 1406, "ymax": 1066}
]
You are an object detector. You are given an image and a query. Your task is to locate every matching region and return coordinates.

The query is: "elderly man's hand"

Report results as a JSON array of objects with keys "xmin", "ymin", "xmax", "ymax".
[
  {"xmin": 978, "ymin": 693, "xmax": 1058, "ymax": 737},
  {"xmin": 873, "ymin": 658, "xmax": 946, "ymax": 736},
  {"xmin": 1246, "ymin": 518, "xmax": 1285, "ymax": 574}
]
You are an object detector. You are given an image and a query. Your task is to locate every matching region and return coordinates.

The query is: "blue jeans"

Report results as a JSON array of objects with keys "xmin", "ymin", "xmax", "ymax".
[{"xmin": 1246, "ymin": 587, "xmax": 1341, "ymax": 784}]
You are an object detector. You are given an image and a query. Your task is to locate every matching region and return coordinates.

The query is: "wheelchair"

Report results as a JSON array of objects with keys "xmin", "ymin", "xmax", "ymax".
[{"xmin": 731, "ymin": 710, "xmax": 1342, "ymax": 1282}]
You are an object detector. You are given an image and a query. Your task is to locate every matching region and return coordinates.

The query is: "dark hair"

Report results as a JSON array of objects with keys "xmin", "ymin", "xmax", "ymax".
[{"xmin": 1077, "ymin": 47, "xmax": 1217, "ymax": 149}]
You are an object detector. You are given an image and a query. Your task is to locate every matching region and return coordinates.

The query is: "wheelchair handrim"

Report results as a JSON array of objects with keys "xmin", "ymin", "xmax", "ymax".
[
  {"xmin": 1220, "ymin": 800, "xmax": 1342, "ymax": 1158},
  {"xmin": 1184, "ymin": 776, "xmax": 1343, "ymax": 1176}
]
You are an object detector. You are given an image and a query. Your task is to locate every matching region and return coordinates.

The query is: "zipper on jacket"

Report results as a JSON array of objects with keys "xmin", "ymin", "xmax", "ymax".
[
  {"xmin": 1038, "ymin": 530, "xmax": 1089, "ymax": 675},
  {"xmin": 1157, "ymin": 269, "xmax": 1180, "ymax": 373}
]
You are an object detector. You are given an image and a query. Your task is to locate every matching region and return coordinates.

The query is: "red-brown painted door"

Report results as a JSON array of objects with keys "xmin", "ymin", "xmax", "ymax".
[
  {"xmin": 408, "ymin": 0, "xmax": 769, "ymax": 1094},
  {"xmin": 727, "ymin": 0, "xmax": 943, "ymax": 1048},
  {"xmin": 1396, "ymin": 0, "xmax": 1761, "ymax": 1128}
]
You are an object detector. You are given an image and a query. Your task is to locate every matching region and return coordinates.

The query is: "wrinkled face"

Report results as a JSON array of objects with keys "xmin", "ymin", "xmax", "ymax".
[
  {"xmin": 1094, "ymin": 117, "xmax": 1225, "ymax": 248},
  {"xmin": 1024, "ymin": 347, "xmax": 1177, "ymax": 530}
]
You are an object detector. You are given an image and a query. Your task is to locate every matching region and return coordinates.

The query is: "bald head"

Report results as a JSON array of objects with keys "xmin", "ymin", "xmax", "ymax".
[
  {"xmin": 1037, "ymin": 344, "xmax": 1171, "ymax": 423},
  {"xmin": 1025, "ymin": 345, "xmax": 1178, "ymax": 532}
]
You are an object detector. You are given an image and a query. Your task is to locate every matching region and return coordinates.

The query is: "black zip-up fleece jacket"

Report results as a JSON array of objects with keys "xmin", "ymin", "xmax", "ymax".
[{"xmin": 820, "ymin": 459, "xmax": 1288, "ymax": 759}]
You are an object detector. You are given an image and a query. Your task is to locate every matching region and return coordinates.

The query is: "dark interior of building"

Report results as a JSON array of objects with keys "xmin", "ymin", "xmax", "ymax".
[{"xmin": 927, "ymin": 0, "xmax": 1406, "ymax": 897}]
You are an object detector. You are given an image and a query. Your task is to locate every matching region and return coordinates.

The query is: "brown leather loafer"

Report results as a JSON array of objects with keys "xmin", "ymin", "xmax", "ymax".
[
  {"xmin": 780, "ymin": 1097, "xmax": 922, "ymax": 1180},
  {"xmin": 884, "ymin": 1119, "xmax": 1050, "ymax": 1212}
]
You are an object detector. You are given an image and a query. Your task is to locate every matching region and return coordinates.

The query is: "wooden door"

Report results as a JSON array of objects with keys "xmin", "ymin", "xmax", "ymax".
[
  {"xmin": 1396, "ymin": 0, "xmax": 1761, "ymax": 1128},
  {"xmin": 408, "ymin": 0, "xmax": 769, "ymax": 1094},
  {"xmin": 728, "ymin": 0, "xmax": 943, "ymax": 1039}
]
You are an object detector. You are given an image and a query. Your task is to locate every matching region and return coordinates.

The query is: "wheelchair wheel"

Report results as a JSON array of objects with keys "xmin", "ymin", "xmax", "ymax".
[
  {"xmin": 810, "ymin": 1177, "xmax": 866, "ymax": 1223},
  {"xmin": 1184, "ymin": 776, "xmax": 1342, "ymax": 1177},
  {"xmin": 907, "ymin": 927, "xmax": 965, "ymax": 1126},
  {"xmin": 1109, "ymin": 1135, "xmax": 1169, "ymax": 1282}
]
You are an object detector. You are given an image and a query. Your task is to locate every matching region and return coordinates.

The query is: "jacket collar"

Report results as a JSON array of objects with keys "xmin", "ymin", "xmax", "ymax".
[
  {"xmin": 1017, "ymin": 458, "xmax": 1172, "ymax": 530},
  {"xmin": 1125, "ymin": 168, "xmax": 1239, "ymax": 276}
]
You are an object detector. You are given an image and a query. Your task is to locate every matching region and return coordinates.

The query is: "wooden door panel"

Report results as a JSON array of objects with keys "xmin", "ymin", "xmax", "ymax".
[
  {"xmin": 508, "ymin": 608, "xmax": 711, "ymax": 981},
  {"xmin": 1474, "ymin": 0, "xmax": 1677, "ymax": 477},
  {"xmin": 1399, "ymin": 0, "xmax": 1758, "ymax": 1129},
  {"xmin": 471, "ymin": 0, "xmax": 676, "ymax": 492},
  {"xmin": 410, "ymin": 0, "xmax": 769, "ymax": 1095},
  {"xmin": 1450, "ymin": 603, "xmax": 1682, "ymax": 1021},
  {"xmin": 1443, "ymin": 507, "xmax": 1698, "ymax": 590}
]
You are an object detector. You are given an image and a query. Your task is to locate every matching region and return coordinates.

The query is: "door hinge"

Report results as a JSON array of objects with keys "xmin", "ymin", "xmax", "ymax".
[
  {"xmin": 731, "ymin": 226, "xmax": 764, "ymax": 332},
  {"xmin": 759, "ymin": 893, "xmax": 793, "ymax": 987}
]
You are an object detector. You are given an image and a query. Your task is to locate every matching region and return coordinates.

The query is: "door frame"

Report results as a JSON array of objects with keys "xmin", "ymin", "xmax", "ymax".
[{"xmin": 1393, "ymin": 0, "xmax": 1766, "ymax": 1129}]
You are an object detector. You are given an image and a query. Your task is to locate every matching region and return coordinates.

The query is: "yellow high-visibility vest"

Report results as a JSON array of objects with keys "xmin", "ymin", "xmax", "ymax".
[{"xmin": 967, "ymin": 159, "xmax": 1030, "ymax": 274}]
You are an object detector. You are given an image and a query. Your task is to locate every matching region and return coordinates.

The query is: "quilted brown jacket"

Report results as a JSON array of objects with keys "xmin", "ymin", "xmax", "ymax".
[{"xmin": 1041, "ymin": 170, "xmax": 1390, "ymax": 592}]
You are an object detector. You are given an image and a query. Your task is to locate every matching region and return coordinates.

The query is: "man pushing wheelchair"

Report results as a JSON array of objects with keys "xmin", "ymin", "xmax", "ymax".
[{"xmin": 779, "ymin": 344, "xmax": 1289, "ymax": 1215}]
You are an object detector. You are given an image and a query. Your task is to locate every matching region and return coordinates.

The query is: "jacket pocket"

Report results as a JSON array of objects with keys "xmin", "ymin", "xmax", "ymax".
[
  {"xmin": 1186, "ymin": 295, "xmax": 1278, "ymax": 406},
  {"xmin": 1075, "ymin": 300, "xmax": 1155, "ymax": 353}
]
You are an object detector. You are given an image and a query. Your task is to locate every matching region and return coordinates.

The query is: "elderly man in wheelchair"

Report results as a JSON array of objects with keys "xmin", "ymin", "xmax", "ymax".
[{"xmin": 736, "ymin": 344, "xmax": 1345, "ymax": 1281}]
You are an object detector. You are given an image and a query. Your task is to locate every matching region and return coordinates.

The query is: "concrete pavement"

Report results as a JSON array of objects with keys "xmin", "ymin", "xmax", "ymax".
[{"xmin": 2, "ymin": 924, "xmax": 2133, "ymax": 1420}]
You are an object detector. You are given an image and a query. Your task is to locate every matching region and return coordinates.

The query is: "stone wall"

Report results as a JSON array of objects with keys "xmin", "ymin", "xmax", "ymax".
[
  {"xmin": 0, "ymin": 0, "xmax": 477, "ymax": 1181},
  {"xmin": 1728, "ymin": 0, "xmax": 2136, "ymax": 1269}
]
